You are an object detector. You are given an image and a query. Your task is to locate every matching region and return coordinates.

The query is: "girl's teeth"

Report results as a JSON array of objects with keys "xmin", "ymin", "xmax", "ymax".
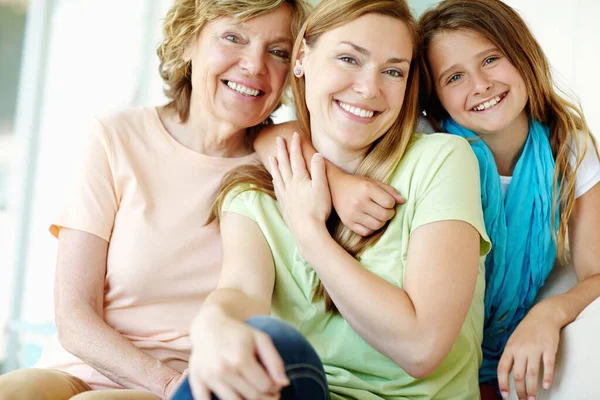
[
  {"xmin": 338, "ymin": 101, "xmax": 374, "ymax": 118},
  {"xmin": 227, "ymin": 81, "xmax": 260, "ymax": 97},
  {"xmin": 473, "ymin": 95, "xmax": 504, "ymax": 111}
]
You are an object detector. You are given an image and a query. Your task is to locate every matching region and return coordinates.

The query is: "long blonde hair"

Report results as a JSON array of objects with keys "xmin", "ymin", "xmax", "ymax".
[
  {"xmin": 419, "ymin": 0, "xmax": 599, "ymax": 262},
  {"xmin": 157, "ymin": 0, "xmax": 310, "ymax": 123},
  {"xmin": 209, "ymin": 0, "xmax": 422, "ymax": 312}
]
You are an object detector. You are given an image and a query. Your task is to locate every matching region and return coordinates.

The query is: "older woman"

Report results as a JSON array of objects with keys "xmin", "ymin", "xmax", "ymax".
[{"xmin": 0, "ymin": 1, "xmax": 309, "ymax": 399}]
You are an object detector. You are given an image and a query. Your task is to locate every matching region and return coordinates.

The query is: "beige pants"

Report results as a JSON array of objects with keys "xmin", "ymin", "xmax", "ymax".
[{"xmin": 0, "ymin": 368, "xmax": 159, "ymax": 400}]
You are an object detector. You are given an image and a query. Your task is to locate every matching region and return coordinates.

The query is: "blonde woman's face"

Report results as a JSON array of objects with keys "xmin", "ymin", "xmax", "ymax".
[
  {"xmin": 428, "ymin": 30, "xmax": 529, "ymax": 136},
  {"xmin": 298, "ymin": 13, "xmax": 412, "ymax": 156},
  {"xmin": 184, "ymin": 4, "xmax": 293, "ymax": 129}
]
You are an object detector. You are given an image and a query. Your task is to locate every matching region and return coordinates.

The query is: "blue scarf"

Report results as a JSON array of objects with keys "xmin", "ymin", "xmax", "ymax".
[{"xmin": 443, "ymin": 118, "xmax": 558, "ymax": 384}]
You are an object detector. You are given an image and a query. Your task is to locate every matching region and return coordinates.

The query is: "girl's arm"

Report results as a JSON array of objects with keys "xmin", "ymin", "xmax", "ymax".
[
  {"xmin": 254, "ymin": 122, "xmax": 404, "ymax": 236},
  {"xmin": 271, "ymin": 133, "xmax": 481, "ymax": 378},
  {"xmin": 497, "ymin": 182, "xmax": 600, "ymax": 399},
  {"xmin": 542, "ymin": 181, "xmax": 600, "ymax": 326},
  {"xmin": 188, "ymin": 211, "xmax": 287, "ymax": 400},
  {"xmin": 54, "ymin": 228, "xmax": 183, "ymax": 399}
]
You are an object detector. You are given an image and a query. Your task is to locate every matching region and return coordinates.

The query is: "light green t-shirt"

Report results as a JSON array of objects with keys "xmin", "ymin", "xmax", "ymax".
[{"xmin": 223, "ymin": 134, "xmax": 491, "ymax": 399}]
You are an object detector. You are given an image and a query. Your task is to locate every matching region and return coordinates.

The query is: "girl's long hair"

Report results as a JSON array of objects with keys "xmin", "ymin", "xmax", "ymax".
[
  {"xmin": 419, "ymin": 0, "xmax": 599, "ymax": 262},
  {"xmin": 208, "ymin": 0, "xmax": 422, "ymax": 312}
]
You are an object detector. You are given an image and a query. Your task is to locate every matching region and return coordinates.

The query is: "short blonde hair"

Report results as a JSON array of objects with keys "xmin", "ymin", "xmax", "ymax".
[{"xmin": 157, "ymin": 0, "xmax": 311, "ymax": 123}]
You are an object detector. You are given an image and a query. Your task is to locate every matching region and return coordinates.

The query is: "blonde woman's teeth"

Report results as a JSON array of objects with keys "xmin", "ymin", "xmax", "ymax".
[
  {"xmin": 227, "ymin": 81, "xmax": 260, "ymax": 96},
  {"xmin": 473, "ymin": 95, "xmax": 502, "ymax": 111},
  {"xmin": 338, "ymin": 101, "xmax": 374, "ymax": 118}
]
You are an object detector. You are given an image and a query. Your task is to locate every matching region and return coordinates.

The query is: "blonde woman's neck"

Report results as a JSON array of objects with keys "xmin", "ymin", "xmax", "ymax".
[{"xmin": 310, "ymin": 125, "xmax": 368, "ymax": 174}]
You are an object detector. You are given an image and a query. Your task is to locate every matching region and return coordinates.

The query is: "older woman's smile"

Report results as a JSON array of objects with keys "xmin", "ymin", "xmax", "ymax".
[{"xmin": 222, "ymin": 79, "xmax": 264, "ymax": 98}]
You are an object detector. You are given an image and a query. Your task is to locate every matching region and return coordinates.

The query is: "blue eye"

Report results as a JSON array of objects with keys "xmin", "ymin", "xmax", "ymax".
[
  {"xmin": 483, "ymin": 56, "xmax": 499, "ymax": 66},
  {"xmin": 448, "ymin": 74, "xmax": 462, "ymax": 84},
  {"xmin": 224, "ymin": 34, "xmax": 240, "ymax": 43}
]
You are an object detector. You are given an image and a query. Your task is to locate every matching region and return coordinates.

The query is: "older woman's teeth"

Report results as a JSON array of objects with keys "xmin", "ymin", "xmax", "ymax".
[
  {"xmin": 227, "ymin": 81, "xmax": 260, "ymax": 97},
  {"xmin": 473, "ymin": 95, "xmax": 502, "ymax": 111},
  {"xmin": 338, "ymin": 101, "xmax": 374, "ymax": 118}
]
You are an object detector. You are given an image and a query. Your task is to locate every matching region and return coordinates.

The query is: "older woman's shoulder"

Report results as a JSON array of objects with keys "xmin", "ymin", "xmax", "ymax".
[
  {"xmin": 93, "ymin": 106, "xmax": 155, "ymax": 128},
  {"xmin": 262, "ymin": 120, "xmax": 303, "ymax": 136},
  {"xmin": 88, "ymin": 106, "xmax": 166, "ymax": 146}
]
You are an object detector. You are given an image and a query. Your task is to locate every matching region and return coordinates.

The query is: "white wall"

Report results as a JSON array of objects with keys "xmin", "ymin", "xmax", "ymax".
[
  {"xmin": 503, "ymin": 0, "xmax": 600, "ymax": 137},
  {"xmin": 2, "ymin": 0, "xmax": 174, "ymax": 369}
]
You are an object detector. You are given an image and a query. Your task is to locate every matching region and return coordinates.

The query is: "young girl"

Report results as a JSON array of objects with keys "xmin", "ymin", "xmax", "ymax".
[
  {"xmin": 174, "ymin": 0, "xmax": 490, "ymax": 398},
  {"xmin": 418, "ymin": 0, "xmax": 600, "ymax": 399}
]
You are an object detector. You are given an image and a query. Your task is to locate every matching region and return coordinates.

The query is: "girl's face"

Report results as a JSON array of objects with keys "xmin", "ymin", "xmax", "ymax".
[
  {"xmin": 428, "ymin": 29, "xmax": 529, "ymax": 136},
  {"xmin": 298, "ymin": 13, "xmax": 413, "ymax": 158}
]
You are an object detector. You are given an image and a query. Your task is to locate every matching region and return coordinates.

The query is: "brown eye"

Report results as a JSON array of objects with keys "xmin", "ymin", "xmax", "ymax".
[
  {"xmin": 270, "ymin": 49, "xmax": 290, "ymax": 60},
  {"xmin": 384, "ymin": 69, "xmax": 403, "ymax": 78},
  {"xmin": 338, "ymin": 56, "xmax": 357, "ymax": 65}
]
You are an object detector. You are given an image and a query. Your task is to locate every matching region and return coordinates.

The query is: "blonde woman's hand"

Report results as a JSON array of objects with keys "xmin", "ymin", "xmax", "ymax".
[
  {"xmin": 188, "ymin": 312, "xmax": 287, "ymax": 400},
  {"xmin": 330, "ymin": 172, "xmax": 405, "ymax": 236},
  {"xmin": 270, "ymin": 132, "xmax": 331, "ymax": 241},
  {"xmin": 497, "ymin": 304, "xmax": 561, "ymax": 400}
]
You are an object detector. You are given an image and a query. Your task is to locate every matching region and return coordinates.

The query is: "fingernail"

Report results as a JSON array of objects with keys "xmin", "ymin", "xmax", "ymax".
[
  {"xmin": 543, "ymin": 382, "xmax": 550, "ymax": 390},
  {"xmin": 501, "ymin": 391, "xmax": 509, "ymax": 399},
  {"xmin": 529, "ymin": 396, "xmax": 536, "ymax": 400},
  {"xmin": 293, "ymin": 131, "xmax": 298, "ymax": 138},
  {"xmin": 314, "ymin": 153, "xmax": 322, "ymax": 160}
]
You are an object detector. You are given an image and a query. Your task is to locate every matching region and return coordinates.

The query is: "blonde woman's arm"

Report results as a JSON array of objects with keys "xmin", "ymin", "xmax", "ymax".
[
  {"xmin": 188, "ymin": 210, "xmax": 287, "ymax": 400},
  {"xmin": 271, "ymin": 133, "xmax": 482, "ymax": 378}
]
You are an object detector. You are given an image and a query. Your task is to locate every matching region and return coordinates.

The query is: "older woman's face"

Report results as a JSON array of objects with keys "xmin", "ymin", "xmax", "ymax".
[
  {"xmin": 298, "ymin": 13, "xmax": 413, "ymax": 154},
  {"xmin": 184, "ymin": 4, "xmax": 293, "ymax": 129}
]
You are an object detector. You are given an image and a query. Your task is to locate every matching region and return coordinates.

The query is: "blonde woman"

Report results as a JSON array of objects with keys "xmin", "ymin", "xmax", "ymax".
[
  {"xmin": 175, "ymin": 0, "xmax": 491, "ymax": 399},
  {"xmin": 0, "ymin": 1, "xmax": 309, "ymax": 399}
]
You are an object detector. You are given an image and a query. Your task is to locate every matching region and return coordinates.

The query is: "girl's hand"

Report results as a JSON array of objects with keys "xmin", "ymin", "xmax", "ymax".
[
  {"xmin": 331, "ymin": 173, "xmax": 405, "ymax": 237},
  {"xmin": 497, "ymin": 305, "xmax": 561, "ymax": 400},
  {"xmin": 270, "ymin": 133, "xmax": 331, "ymax": 241},
  {"xmin": 188, "ymin": 312, "xmax": 287, "ymax": 400}
]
